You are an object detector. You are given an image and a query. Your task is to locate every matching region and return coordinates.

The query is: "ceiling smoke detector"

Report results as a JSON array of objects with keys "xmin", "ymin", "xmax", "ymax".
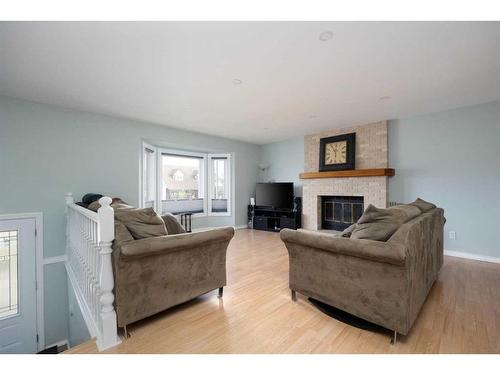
[{"xmin": 319, "ymin": 31, "xmax": 334, "ymax": 41}]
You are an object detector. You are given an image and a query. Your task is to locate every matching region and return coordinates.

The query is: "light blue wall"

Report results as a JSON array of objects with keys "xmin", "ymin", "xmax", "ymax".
[
  {"xmin": 43, "ymin": 262, "xmax": 69, "ymax": 347},
  {"xmin": 67, "ymin": 276, "xmax": 91, "ymax": 347},
  {"xmin": 259, "ymin": 137, "xmax": 304, "ymax": 197},
  {"xmin": 260, "ymin": 101, "xmax": 500, "ymax": 259},
  {"xmin": 0, "ymin": 95, "xmax": 260, "ymax": 347},
  {"xmin": 389, "ymin": 100, "xmax": 500, "ymax": 258}
]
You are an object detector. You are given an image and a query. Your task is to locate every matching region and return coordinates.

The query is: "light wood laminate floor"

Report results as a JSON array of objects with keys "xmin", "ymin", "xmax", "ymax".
[{"xmin": 67, "ymin": 229, "xmax": 500, "ymax": 354}]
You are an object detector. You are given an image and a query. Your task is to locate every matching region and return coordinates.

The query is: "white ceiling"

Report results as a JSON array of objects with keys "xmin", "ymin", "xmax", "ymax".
[{"xmin": 1, "ymin": 22, "xmax": 500, "ymax": 145}]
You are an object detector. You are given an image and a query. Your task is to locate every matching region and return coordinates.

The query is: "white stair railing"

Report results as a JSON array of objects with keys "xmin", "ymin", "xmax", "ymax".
[{"xmin": 65, "ymin": 193, "xmax": 121, "ymax": 351}]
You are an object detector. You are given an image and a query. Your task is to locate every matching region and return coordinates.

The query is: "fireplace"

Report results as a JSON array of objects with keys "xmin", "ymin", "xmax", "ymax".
[{"xmin": 320, "ymin": 196, "xmax": 364, "ymax": 231}]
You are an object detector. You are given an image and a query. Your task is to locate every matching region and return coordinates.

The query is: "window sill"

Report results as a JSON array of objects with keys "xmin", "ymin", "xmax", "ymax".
[
  {"xmin": 208, "ymin": 212, "xmax": 231, "ymax": 217},
  {"xmin": 172, "ymin": 212, "xmax": 232, "ymax": 218}
]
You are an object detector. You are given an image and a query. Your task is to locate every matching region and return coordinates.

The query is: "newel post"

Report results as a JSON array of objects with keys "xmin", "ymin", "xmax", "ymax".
[
  {"xmin": 65, "ymin": 192, "xmax": 74, "ymax": 207},
  {"xmin": 97, "ymin": 196, "xmax": 121, "ymax": 350}
]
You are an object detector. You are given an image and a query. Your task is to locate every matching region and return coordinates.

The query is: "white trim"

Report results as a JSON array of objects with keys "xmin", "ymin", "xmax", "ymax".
[
  {"xmin": 192, "ymin": 225, "xmax": 248, "ymax": 232},
  {"xmin": 208, "ymin": 153, "xmax": 232, "ymax": 217},
  {"xmin": 140, "ymin": 140, "xmax": 158, "ymax": 210},
  {"xmin": 444, "ymin": 250, "xmax": 500, "ymax": 264},
  {"xmin": 0, "ymin": 212, "xmax": 44, "ymax": 352},
  {"xmin": 159, "ymin": 147, "xmax": 208, "ymax": 215},
  {"xmin": 43, "ymin": 255, "xmax": 67, "ymax": 265}
]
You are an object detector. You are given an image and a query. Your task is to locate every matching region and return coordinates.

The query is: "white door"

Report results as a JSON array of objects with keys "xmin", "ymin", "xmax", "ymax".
[{"xmin": 0, "ymin": 218, "xmax": 38, "ymax": 354}]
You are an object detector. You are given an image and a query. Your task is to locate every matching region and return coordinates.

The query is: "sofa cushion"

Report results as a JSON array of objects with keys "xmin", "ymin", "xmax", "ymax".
[
  {"xmin": 114, "ymin": 221, "xmax": 135, "ymax": 243},
  {"xmin": 339, "ymin": 223, "xmax": 357, "ymax": 238},
  {"xmin": 114, "ymin": 207, "xmax": 168, "ymax": 239},
  {"xmin": 87, "ymin": 200, "xmax": 101, "ymax": 212},
  {"xmin": 390, "ymin": 204, "xmax": 422, "ymax": 220},
  {"xmin": 111, "ymin": 198, "xmax": 134, "ymax": 210},
  {"xmin": 351, "ymin": 204, "xmax": 416, "ymax": 241},
  {"xmin": 410, "ymin": 198, "xmax": 436, "ymax": 212},
  {"xmin": 161, "ymin": 213, "xmax": 186, "ymax": 235}
]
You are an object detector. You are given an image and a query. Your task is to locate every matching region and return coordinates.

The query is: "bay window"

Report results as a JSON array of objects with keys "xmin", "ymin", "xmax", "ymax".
[{"xmin": 141, "ymin": 144, "xmax": 232, "ymax": 217}]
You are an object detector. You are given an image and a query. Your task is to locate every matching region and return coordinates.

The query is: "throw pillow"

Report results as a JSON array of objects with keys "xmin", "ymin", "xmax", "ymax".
[
  {"xmin": 161, "ymin": 213, "xmax": 187, "ymax": 235},
  {"xmin": 410, "ymin": 198, "xmax": 436, "ymax": 212},
  {"xmin": 110, "ymin": 198, "xmax": 134, "ymax": 210},
  {"xmin": 351, "ymin": 204, "xmax": 409, "ymax": 241},
  {"xmin": 340, "ymin": 223, "xmax": 357, "ymax": 238},
  {"xmin": 389, "ymin": 204, "xmax": 422, "ymax": 221},
  {"xmin": 114, "ymin": 221, "xmax": 135, "ymax": 243},
  {"xmin": 87, "ymin": 200, "xmax": 101, "ymax": 212},
  {"xmin": 114, "ymin": 207, "xmax": 168, "ymax": 239}
]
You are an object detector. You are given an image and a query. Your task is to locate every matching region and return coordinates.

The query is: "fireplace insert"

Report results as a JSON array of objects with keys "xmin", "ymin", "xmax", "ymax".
[{"xmin": 320, "ymin": 196, "xmax": 364, "ymax": 231}]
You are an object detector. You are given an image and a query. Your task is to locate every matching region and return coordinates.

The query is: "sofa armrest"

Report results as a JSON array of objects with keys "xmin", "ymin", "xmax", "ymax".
[
  {"xmin": 119, "ymin": 226, "xmax": 235, "ymax": 258},
  {"xmin": 280, "ymin": 229, "xmax": 407, "ymax": 266}
]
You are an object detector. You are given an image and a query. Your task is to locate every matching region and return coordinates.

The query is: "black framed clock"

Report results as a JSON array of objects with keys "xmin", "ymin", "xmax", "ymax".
[{"xmin": 319, "ymin": 132, "xmax": 356, "ymax": 171}]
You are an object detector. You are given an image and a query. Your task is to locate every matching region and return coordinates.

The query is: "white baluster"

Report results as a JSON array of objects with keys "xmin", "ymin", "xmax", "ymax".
[
  {"xmin": 97, "ymin": 197, "xmax": 120, "ymax": 350},
  {"xmin": 65, "ymin": 194, "xmax": 120, "ymax": 351}
]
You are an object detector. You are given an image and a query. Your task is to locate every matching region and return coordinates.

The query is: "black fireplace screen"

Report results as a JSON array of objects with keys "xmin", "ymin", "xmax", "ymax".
[{"xmin": 321, "ymin": 196, "xmax": 364, "ymax": 231}]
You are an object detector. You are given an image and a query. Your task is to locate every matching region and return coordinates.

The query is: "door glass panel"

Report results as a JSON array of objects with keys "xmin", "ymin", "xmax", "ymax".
[{"xmin": 0, "ymin": 230, "xmax": 18, "ymax": 319}]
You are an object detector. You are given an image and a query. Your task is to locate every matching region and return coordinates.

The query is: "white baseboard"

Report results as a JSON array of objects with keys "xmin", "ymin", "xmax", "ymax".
[
  {"xmin": 234, "ymin": 225, "xmax": 249, "ymax": 230},
  {"xmin": 192, "ymin": 225, "xmax": 248, "ymax": 231},
  {"xmin": 444, "ymin": 250, "xmax": 500, "ymax": 264}
]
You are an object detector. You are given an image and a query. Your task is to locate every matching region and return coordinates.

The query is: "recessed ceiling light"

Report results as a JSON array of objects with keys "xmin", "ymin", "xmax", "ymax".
[
  {"xmin": 232, "ymin": 78, "xmax": 242, "ymax": 85},
  {"xmin": 379, "ymin": 96, "xmax": 391, "ymax": 101},
  {"xmin": 319, "ymin": 31, "xmax": 334, "ymax": 41}
]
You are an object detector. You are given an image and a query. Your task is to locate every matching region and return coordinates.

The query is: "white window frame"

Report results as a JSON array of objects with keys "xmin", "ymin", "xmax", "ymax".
[
  {"xmin": 158, "ymin": 148, "xmax": 207, "ymax": 217},
  {"xmin": 140, "ymin": 143, "xmax": 233, "ymax": 218},
  {"xmin": 142, "ymin": 142, "xmax": 157, "ymax": 211},
  {"xmin": 208, "ymin": 153, "xmax": 232, "ymax": 217}
]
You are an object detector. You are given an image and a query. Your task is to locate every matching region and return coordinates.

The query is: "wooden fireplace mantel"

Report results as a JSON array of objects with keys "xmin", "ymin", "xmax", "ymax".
[{"xmin": 299, "ymin": 168, "xmax": 395, "ymax": 179}]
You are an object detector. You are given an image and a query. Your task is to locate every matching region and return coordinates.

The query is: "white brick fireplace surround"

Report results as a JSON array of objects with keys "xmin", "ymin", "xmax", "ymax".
[{"xmin": 302, "ymin": 121, "xmax": 389, "ymax": 231}]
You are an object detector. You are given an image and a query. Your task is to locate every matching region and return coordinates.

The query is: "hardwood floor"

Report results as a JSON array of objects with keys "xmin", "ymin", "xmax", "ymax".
[{"xmin": 67, "ymin": 229, "xmax": 500, "ymax": 354}]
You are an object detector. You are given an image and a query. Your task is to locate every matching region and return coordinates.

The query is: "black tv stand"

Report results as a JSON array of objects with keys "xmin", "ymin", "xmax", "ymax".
[{"xmin": 251, "ymin": 206, "xmax": 301, "ymax": 232}]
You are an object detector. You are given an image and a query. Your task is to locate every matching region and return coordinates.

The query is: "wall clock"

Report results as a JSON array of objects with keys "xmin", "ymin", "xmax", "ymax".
[{"xmin": 319, "ymin": 132, "xmax": 356, "ymax": 171}]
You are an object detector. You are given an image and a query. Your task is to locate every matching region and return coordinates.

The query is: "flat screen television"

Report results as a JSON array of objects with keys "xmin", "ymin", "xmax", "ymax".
[{"xmin": 256, "ymin": 182, "xmax": 294, "ymax": 209}]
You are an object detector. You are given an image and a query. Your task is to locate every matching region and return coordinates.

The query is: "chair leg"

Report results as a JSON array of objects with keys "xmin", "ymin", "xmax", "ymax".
[
  {"xmin": 123, "ymin": 325, "xmax": 130, "ymax": 339},
  {"xmin": 218, "ymin": 287, "xmax": 223, "ymax": 299},
  {"xmin": 390, "ymin": 330, "xmax": 397, "ymax": 345},
  {"xmin": 291, "ymin": 290, "xmax": 297, "ymax": 301}
]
